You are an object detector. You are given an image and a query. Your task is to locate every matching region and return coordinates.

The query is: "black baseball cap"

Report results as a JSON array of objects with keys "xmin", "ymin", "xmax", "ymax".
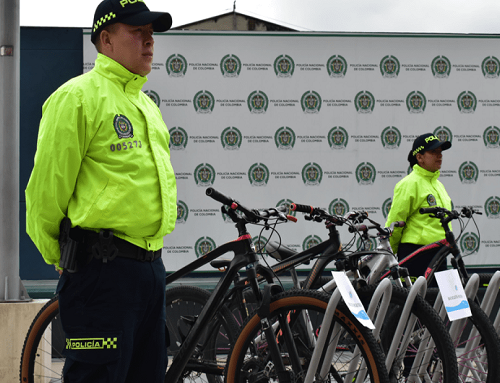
[
  {"xmin": 408, "ymin": 133, "xmax": 451, "ymax": 166},
  {"xmin": 91, "ymin": 0, "xmax": 172, "ymax": 44}
]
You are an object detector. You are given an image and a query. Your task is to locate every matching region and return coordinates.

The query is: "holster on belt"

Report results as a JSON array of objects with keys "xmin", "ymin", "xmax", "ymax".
[{"xmin": 58, "ymin": 217, "xmax": 80, "ymax": 272}]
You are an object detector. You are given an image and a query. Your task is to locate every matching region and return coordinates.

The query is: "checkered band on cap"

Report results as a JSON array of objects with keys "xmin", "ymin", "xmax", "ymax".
[{"xmin": 93, "ymin": 12, "xmax": 117, "ymax": 32}]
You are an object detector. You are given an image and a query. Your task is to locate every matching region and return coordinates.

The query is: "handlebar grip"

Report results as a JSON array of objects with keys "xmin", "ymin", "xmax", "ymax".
[
  {"xmin": 393, "ymin": 221, "xmax": 405, "ymax": 228},
  {"xmin": 419, "ymin": 207, "xmax": 439, "ymax": 215},
  {"xmin": 348, "ymin": 224, "xmax": 368, "ymax": 233},
  {"xmin": 290, "ymin": 203, "xmax": 314, "ymax": 214},
  {"xmin": 206, "ymin": 187, "xmax": 234, "ymax": 206}
]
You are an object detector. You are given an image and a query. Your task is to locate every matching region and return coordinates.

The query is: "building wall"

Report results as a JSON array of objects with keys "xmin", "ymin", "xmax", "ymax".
[{"xmin": 20, "ymin": 27, "xmax": 83, "ymax": 280}]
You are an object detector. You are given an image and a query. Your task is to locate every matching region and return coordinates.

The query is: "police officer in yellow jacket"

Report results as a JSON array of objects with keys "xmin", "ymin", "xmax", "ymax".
[
  {"xmin": 386, "ymin": 133, "xmax": 452, "ymax": 279},
  {"xmin": 25, "ymin": 1, "xmax": 175, "ymax": 381}
]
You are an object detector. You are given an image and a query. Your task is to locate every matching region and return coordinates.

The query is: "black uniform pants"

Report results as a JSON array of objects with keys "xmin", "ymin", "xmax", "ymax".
[
  {"xmin": 57, "ymin": 255, "xmax": 167, "ymax": 382},
  {"xmin": 397, "ymin": 242, "xmax": 447, "ymax": 285}
]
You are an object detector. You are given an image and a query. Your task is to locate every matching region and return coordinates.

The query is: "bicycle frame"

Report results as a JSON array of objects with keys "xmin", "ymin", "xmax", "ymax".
[{"xmin": 164, "ymin": 222, "xmax": 274, "ymax": 381}]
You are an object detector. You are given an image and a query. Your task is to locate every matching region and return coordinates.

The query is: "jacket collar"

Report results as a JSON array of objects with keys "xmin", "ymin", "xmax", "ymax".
[
  {"xmin": 93, "ymin": 53, "xmax": 148, "ymax": 92},
  {"xmin": 413, "ymin": 164, "xmax": 440, "ymax": 180}
]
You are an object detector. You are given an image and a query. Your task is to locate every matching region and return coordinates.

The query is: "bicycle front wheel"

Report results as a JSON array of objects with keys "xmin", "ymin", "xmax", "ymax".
[
  {"xmin": 426, "ymin": 287, "xmax": 500, "ymax": 383},
  {"xmin": 165, "ymin": 285, "xmax": 240, "ymax": 383},
  {"xmin": 19, "ymin": 296, "xmax": 65, "ymax": 383},
  {"xmin": 371, "ymin": 285, "xmax": 459, "ymax": 383},
  {"xmin": 225, "ymin": 289, "xmax": 388, "ymax": 383}
]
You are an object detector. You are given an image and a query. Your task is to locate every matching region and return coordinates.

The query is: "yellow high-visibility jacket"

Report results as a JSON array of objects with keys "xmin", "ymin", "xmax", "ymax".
[
  {"xmin": 26, "ymin": 53, "xmax": 177, "ymax": 266},
  {"xmin": 386, "ymin": 165, "xmax": 451, "ymax": 254}
]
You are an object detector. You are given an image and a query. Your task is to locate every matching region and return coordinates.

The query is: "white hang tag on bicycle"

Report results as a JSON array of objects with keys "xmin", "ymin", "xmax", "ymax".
[
  {"xmin": 435, "ymin": 269, "xmax": 472, "ymax": 321},
  {"xmin": 331, "ymin": 271, "xmax": 375, "ymax": 329}
]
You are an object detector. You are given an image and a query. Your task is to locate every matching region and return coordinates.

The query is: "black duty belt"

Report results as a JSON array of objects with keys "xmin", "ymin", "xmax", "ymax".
[{"xmin": 76, "ymin": 228, "xmax": 162, "ymax": 263}]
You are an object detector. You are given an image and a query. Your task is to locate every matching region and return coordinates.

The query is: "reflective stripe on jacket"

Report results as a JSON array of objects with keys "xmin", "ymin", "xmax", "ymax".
[
  {"xmin": 26, "ymin": 54, "xmax": 177, "ymax": 265},
  {"xmin": 385, "ymin": 165, "xmax": 451, "ymax": 254}
]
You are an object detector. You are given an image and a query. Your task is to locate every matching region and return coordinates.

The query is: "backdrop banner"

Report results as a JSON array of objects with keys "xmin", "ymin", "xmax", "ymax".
[{"xmin": 84, "ymin": 30, "xmax": 500, "ymax": 272}]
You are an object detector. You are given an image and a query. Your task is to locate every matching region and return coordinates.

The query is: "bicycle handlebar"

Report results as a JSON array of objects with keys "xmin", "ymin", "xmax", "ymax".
[
  {"xmin": 206, "ymin": 187, "xmax": 292, "ymax": 223},
  {"xmin": 348, "ymin": 220, "xmax": 405, "ymax": 234},
  {"xmin": 206, "ymin": 187, "xmax": 234, "ymax": 206},
  {"xmin": 290, "ymin": 203, "xmax": 315, "ymax": 214},
  {"xmin": 419, "ymin": 206, "xmax": 481, "ymax": 219}
]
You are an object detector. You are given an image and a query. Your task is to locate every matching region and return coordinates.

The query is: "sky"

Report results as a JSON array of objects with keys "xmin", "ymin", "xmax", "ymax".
[{"xmin": 19, "ymin": 0, "xmax": 500, "ymax": 34}]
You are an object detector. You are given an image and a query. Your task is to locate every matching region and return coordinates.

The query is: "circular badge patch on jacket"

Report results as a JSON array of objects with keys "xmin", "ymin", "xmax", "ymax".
[
  {"xmin": 113, "ymin": 114, "xmax": 134, "ymax": 139},
  {"xmin": 427, "ymin": 194, "xmax": 437, "ymax": 206}
]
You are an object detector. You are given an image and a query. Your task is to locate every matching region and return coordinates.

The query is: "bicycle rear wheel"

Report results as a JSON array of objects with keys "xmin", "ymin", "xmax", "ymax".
[
  {"xmin": 367, "ymin": 284, "xmax": 459, "ymax": 383},
  {"xmin": 225, "ymin": 289, "xmax": 389, "ymax": 383},
  {"xmin": 426, "ymin": 288, "xmax": 500, "ymax": 383},
  {"xmin": 165, "ymin": 285, "xmax": 240, "ymax": 383},
  {"xmin": 19, "ymin": 296, "xmax": 65, "ymax": 383}
]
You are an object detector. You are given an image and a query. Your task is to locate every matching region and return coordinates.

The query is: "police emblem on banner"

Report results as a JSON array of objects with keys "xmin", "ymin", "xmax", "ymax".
[
  {"xmin": 433, "ymin": 126, "xmax": 453, "ymax": 144},
  {"xmin": 357, "ymin": 237, "xmax": 377, "ymax": 251},
  {"xmin": 406, "ymin": 91, "xmax": 426, "ymax": 114},
  {"xmin": 113, "ymin": 114, "xmax": 134, "ymax": 139},
  {"xmin": 194, "ymin": 90, "xmax": 215, "ymax": 114},
  {"xmin": 381, "ymin": 126, "xmax": 401, "ymax": 149},
  {"xmin": 194, "ymin": 163, "xmax": 216, "ymax": 187},
  {"xmin": 459, "ymin": 161, "xmax": 479, "ymax": 184},
  {"xmin": 382, "ymin": 197, "xmax": 392, "ymax": 219},
  {"xmin": 176, "ymin": 201, "xmax": 189, "ymax": 224},
  {"xmin": 482, "ymin": 56, "xmax": 500, "ymax": 79},
  {"xmin": 302, "ymin": 235, "xmax": 322, "ymax": 251},
  {"xmin": 327, "ymin": 55, "xmax": 347, "ymax": 78},
  {"xmin": 194, "ymin": 237, "xmax": 216, "ymax": 258},
  {"xmin": 460, "ymin": 232, "xmax": 480, "ymax": 254},
  {"xmin": 247, "ymin": 90, "xmax": 269, "ymax": 114},
  {"xmin": 457, "ymin": 91, "xmax": 477, "ymax": 114},
  {"xmin": 485, "ymin": 196, "xmax": 500, "ymax": 218},
  {"xmin": 274, "ymin": 127, "xmax": 296, "ymax": 150},
  {"xmin": 431, "ymin": 56, "xmax": 451, "ymax": 78},
  {"xmin": 220, "ymin": 54, "xmax": 242, "ymax": 78},
  {"xmin": 380, "ymin": 55, "xmax": 400, "ymax": 78},
  {"xmin": 483, "ymin": 126, "xmax": 500, "ymax": 148},
  {"xmin": 166, "ymin": 53, "xmax": 188, "ymax": 77},
  {"xmin": 328, "ymin": 127, "xmax": 349, "ymax": 150},
  {"xmin": 302, "ymin": 162, "xmax": 323, "ymax": 186},
  {"xmin": 221, "ymin": 127, "xmax": 242, "ymax": 150},
  {"xmin": 248, "ymin": 163, "xmax": 269, "ymax": 186},
  {"xmin": 356, "ymin": 162, "xmax": 376, "ymax": 185},
  {"xmin": 301, "ymin": 91, "xmax": 322, "ymax": 114},
  {"xmin": 354, "ymin": 91, "xmax": 375, "ymax": 114},
  {"xmin": 252, "ymin": 235, "xmax": 269, "ymax": 256},
  {"xmin": 329, "ymin": 198, "xmax": 350, "ymax": 216},
  {"xmin": 277, "ymin": 198, "xmax": 296, "ymax": 217},
  {"xmin": 274, "ymin": 54, "xmax": 295, "ymax": 78},
  {"xmin": 144, "ymin": 90, "xmax": 161, "ymax": 107},
  {"xmin": 169, "ymin": 127, "xmax": 188, "ymax": 150}
]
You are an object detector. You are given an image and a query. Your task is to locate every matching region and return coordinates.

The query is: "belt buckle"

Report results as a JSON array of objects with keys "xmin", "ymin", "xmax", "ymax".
[{"xmin": 140, "ymin": 250, "xmax": 155, "ymax": 262}]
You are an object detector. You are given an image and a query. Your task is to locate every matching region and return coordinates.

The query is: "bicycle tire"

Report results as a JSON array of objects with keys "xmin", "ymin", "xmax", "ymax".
[
  {"xmin": 165, "ymin": 285, "xmax": 240, "ymax": 383},
  {"xmin": 366, "ymin": 284, "xmax": 458, "ymax": 383},
  {"xmin": 225, "ymin": 289, "xmax": 389, "ymax": 383},
  {"xmin": 20, "ymin": 295, "xmax": 64, "ymax": 383},
  {"xmin": 425, "ymin": 288, "xmax": 500, "ymax": 383}
]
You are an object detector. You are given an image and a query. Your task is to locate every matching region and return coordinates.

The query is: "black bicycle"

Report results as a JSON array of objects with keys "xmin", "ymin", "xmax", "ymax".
[{"xmin": 20, "ymin": 188, "xmax": 389, "ymax": 383}]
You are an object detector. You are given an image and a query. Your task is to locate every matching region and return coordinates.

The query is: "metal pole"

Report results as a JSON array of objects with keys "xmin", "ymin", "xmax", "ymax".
[{"xmin": 0, "ymin": 0, "xmax": 29, "ymax": 302}]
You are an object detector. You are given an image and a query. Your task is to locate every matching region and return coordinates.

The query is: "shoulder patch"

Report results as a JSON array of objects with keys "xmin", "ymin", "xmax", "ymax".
[{"xmin": 113, "ymin": 114, "xmax": 134, "ymax": 139}]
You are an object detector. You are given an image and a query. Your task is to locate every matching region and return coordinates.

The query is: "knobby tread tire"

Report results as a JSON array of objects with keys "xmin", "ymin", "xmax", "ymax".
[
  {"xmin": 20, "ymin": 295, "xmax": 60, "ymax": 383},
  {"xmin": 363, "ymin": 284, "xmax": 459, "ymax": 383}
]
